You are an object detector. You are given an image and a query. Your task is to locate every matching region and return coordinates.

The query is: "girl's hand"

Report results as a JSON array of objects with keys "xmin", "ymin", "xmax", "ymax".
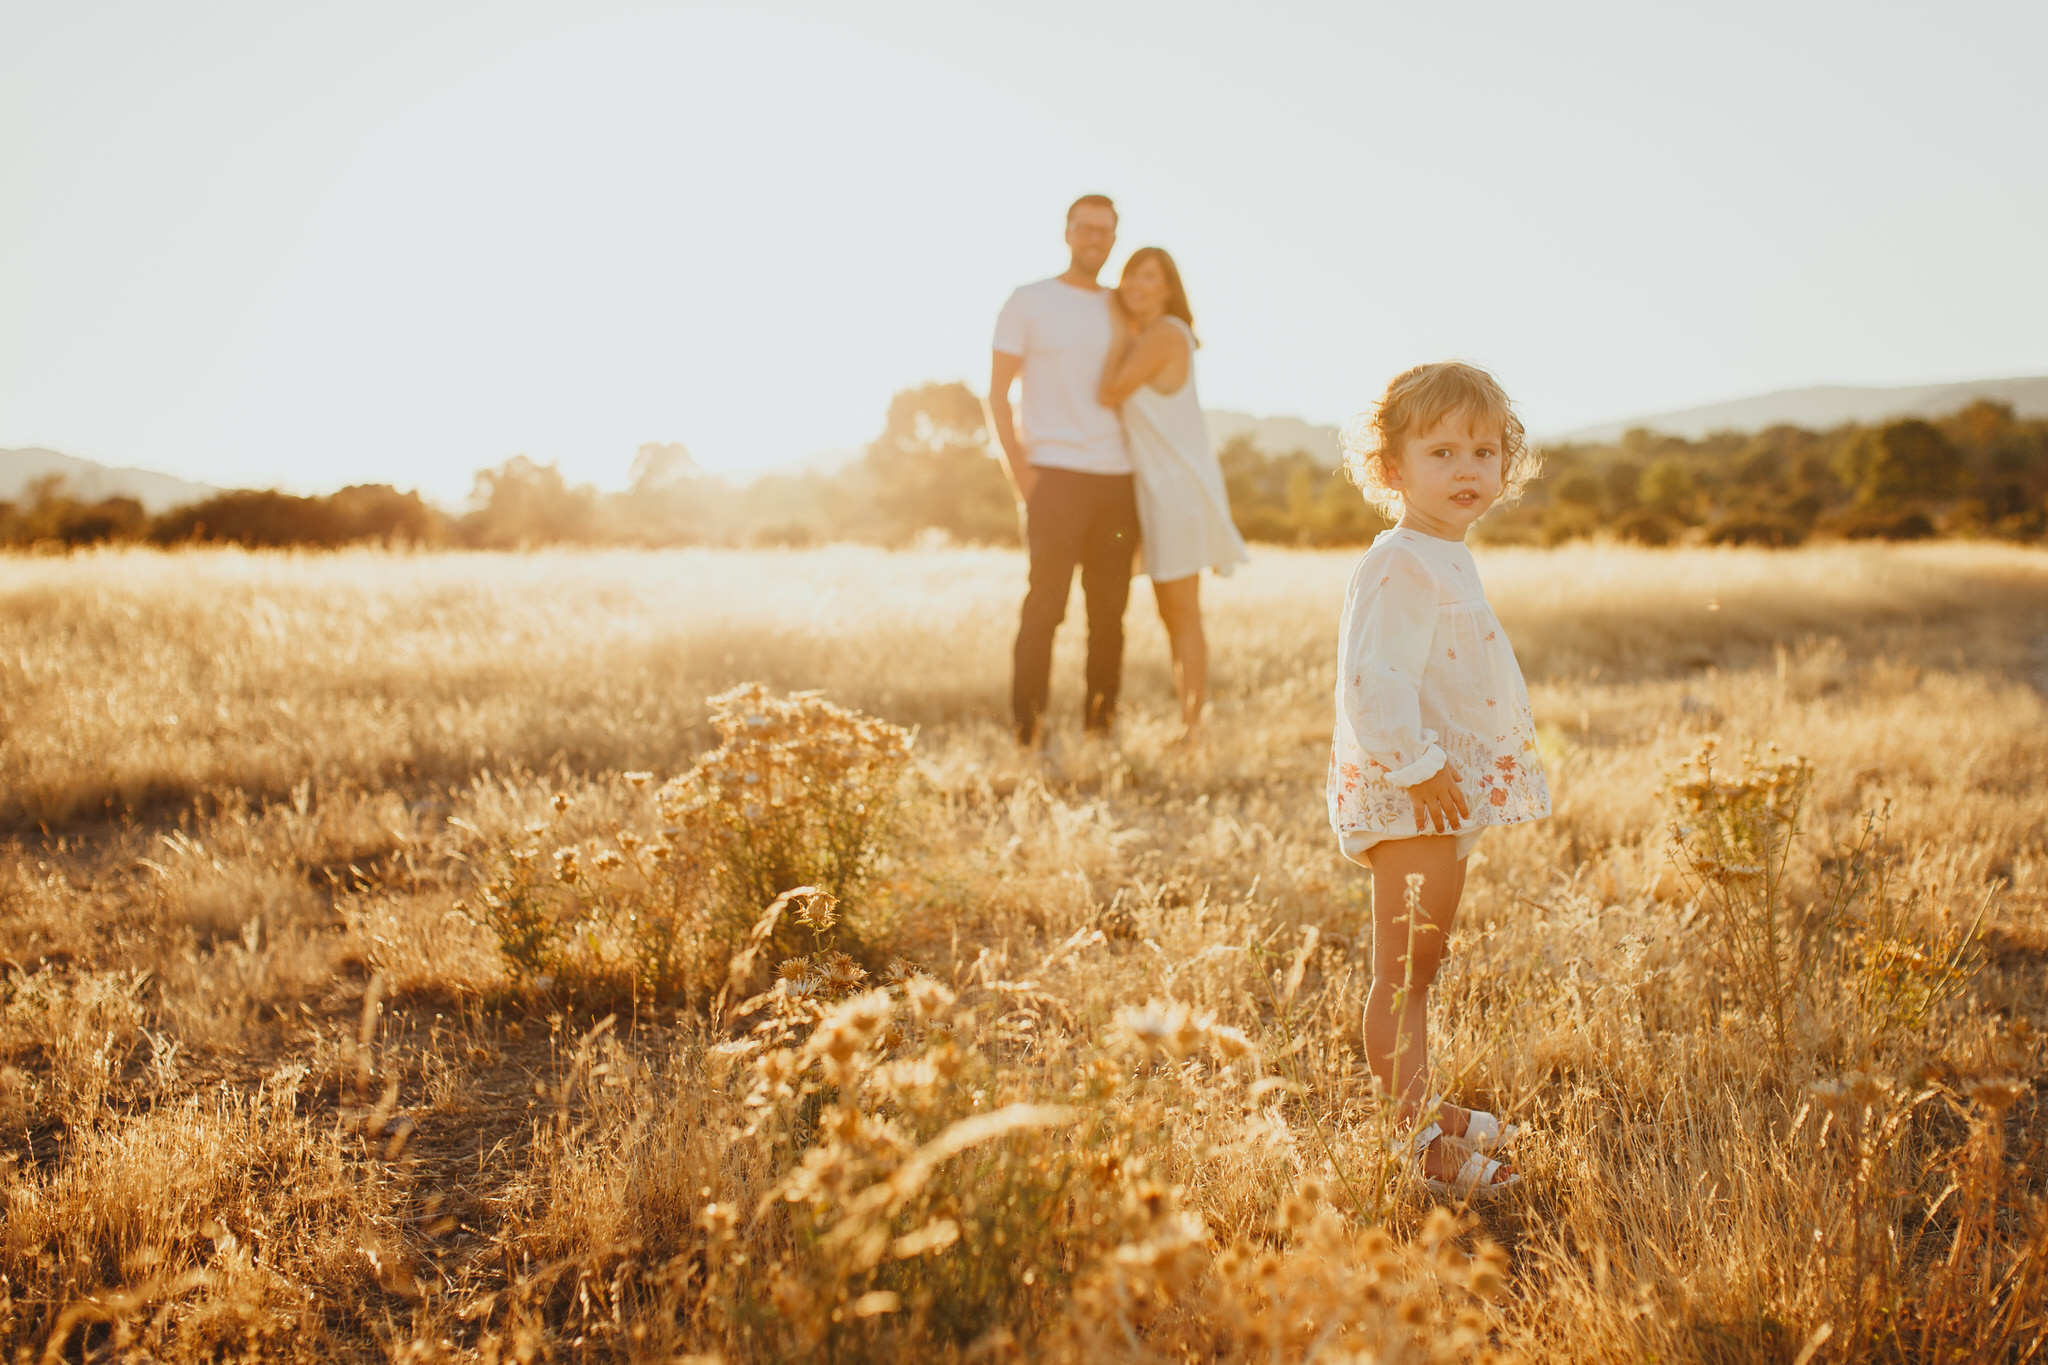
[{"xmin": 1406, "ymin": 762, "xmax": 1469, "ymax": 833}]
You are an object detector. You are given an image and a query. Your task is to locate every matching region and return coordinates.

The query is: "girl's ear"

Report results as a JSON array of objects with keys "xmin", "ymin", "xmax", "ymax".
[{"xmin": 1379, "ymin": 451, "xmax": 1406, "ymax": 492}]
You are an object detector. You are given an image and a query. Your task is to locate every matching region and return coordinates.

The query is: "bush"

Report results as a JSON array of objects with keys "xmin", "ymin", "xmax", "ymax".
[
  {"xmin": 660, "ymin": 684, "xmax": 915, "ymax": 961},
  {"xmin": 1666, "ymin": 741, "xmax": 1817, "ymax": 1061},
  {"xmin": 1541, "ymin": 505, "xmax": 1599, "ymax": 545},
  {"xmin": 1704, "ymin": 514, "xmax": 1806, "ymax": 547},
  {"xmin": 0, "ymin": 482, "xmax": 148, "ymax": 548},
  {"xmin": 1828, "ymin": 507, "xmax": 1937, "ymax": 541},
  {"xmin": 459, "ymin": 686, "xmax": 916, "ymax": 1002},
  {"xmin": 1613, "ymin": 509, "xmax": 1677, "ymax": 546}
]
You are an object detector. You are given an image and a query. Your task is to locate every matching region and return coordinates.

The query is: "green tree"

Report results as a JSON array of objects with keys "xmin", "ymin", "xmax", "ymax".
[
  {"xmin": 614, "ymin": 442, "xmax": 733, "ymax": 545},
  {"xmin": 1639, "ymin": 457, "xmax": 1697, "ymax": 518},
  {"xmin": 1833, "ymin": 419, "xmax": 1962, "ymax": 507},
  {"xmin": 462, "ymin": 457, "xmax": 600, "ymax": 546},
  {"xmin": 857, "ymin": 382, "xmax": 1017, "ymax": 544},
  {"xmin": 1604, "ymin": 460, "xmax": 1643, "ymax": 510},
  {"xmin": 1556, "ymin": 473, "xmax": 1605, "ymax": 509}
]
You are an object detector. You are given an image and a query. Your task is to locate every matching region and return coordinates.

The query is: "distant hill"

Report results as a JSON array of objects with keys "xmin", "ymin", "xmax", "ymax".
[
  {"xmin": 0, "ymin": 448, "xmax": 218, "ymax": 513},
  {"xmin": 1557, "ymin": 376, "xmax": 2048, "ymax": 445}
]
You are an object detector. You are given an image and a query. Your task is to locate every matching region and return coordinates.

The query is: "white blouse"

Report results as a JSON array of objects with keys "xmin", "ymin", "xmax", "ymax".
[{"xmin": 1327, "ymin": 528, "xmax": 1551, "ymax": 841}]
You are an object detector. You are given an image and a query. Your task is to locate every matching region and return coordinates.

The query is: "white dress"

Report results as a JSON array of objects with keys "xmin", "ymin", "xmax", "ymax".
[
  {"xmin": 1121, "ymin": 316, "xmax": 1250, "ymax": 582},
  {"xmin": 1327, "ymin": 528, "xmax": 1550, "ymax": 859}
]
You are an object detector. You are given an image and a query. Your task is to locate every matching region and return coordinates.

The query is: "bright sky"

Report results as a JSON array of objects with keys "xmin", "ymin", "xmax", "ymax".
[{"xmin": 4, "ymin": 1, "xmax": 2045, "ymax": 503}]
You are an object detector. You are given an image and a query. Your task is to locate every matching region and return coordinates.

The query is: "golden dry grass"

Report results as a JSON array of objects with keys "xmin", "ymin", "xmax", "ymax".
[{"xmin": 3, "ymin": 541, "xmax": 2047, "ymax": 1363}]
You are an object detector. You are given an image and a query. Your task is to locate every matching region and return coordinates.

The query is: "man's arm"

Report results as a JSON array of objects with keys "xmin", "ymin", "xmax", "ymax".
[{"xmin": 986, "ymin": 350, "xmax": 1034, "ymax": 502}]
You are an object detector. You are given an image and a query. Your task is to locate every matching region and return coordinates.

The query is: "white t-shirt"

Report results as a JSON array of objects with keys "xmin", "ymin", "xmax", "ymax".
[{"xmin": 992, "ymin": 278, "xmax": 1132, "ymax": 476}]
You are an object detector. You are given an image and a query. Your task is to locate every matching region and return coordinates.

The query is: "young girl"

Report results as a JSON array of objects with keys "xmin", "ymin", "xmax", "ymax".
[{"xmin": 1327, "ymin": 361, "xmax": 1549, "ymax": 1199}]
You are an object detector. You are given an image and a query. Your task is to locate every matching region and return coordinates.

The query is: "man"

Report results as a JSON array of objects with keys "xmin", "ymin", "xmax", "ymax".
[{"xmin": 988, "ymin": 194, "xmax": 1140, "ymax": 747}]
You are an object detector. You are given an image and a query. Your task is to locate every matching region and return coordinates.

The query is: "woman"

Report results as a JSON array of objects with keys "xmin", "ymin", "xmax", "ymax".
[{"xmin": 1099, "ymin": 247, "xmax": 1250, "ymax": 737}]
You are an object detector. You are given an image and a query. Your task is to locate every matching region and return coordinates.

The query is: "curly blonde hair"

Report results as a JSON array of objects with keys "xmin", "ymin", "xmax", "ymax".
[{"xmin": 1340, "ymin": 361, "xmax": 1540, "ymax": 518}]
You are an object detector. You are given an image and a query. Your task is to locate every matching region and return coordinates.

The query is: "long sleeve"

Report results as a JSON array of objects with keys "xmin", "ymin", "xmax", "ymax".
[{"xmin": 1337, "ymin": 548, "xmax": 1445, "ymax": 787}]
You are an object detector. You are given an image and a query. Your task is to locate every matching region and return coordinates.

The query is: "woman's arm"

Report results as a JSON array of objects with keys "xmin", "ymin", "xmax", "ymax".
[{"xmin": 1099, "ymin": 321, "xmax": 1187, "ymax": 408}]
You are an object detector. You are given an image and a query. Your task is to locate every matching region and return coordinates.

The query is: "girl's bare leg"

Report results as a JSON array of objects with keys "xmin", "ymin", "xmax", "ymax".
[
  {"xmin": 1152, "ymin": 575, "xmax": 1206, "ymax": 733},
  {"xmin": 1364, "ymin": 834, "xmax": 1510, "ymax": 1182},
  {"xmin": 1364, "ymin": 834, "xmax": 1464, "ymax": 1119}
]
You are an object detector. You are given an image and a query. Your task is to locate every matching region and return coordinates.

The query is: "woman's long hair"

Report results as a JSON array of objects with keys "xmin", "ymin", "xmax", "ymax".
[{"xmin": 1120, "ymin": 246, "xmax": 1198, "ymax": 346}]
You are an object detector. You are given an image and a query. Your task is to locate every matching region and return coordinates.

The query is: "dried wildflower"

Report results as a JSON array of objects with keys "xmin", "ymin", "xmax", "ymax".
[
  {"xmin": 1209, "ymin": 1024, "xmax": 1255, "ymax": 1063},
  {"xmin": 1967, "ymin": 1077, "xmax": 2027, "ymax": 1113},
  {"xmin": 592, "ymin": 847, "xmax": 622, "ymax": 872},
  {"xmin": 1215, "ymin": 1242, "xmax": 1251, "ymax": 1277},
  {"xmin": 927, "ymin": 1040, "xmax": 965, "ymax": 1080},
  {"xmin": 698, "ymin": 1201, "xmax": 737, "ymax": 1242},
  {"xmin": 756, "ymin": 1048, "xmax": 797, "ymax": 1087},
  {"xmin": 806, "ymin": 988, "xmax": 893, "ymax": 1080},
  {"xmin": 815, "ymin": 951, "xmax": 867, "ymax": 996},
  {"xmin": 905, "ymin": 974, "xmax": 956, "ymax": 1024},
  {"xmin": 624, "ymin": 771, "xmax": 653, "ymax": 788},
  {"xmin": 874, "ymin": 1057, "xmax": 940, "ymax": 1095},
  {"xmin": 1360, "ymin": 1225, "xmax": 1396, "ymax": 1269},
  {"xmin": 551, "ymin": 847, "xmax": 581, "ymax": 885},
  {"xmin": 1116, "ymin": 1000, "xmax": 1209, "ymax": 1059},
  {"xmin": 1131, "ymin": 1180, "xmax": 1172, "ymax": 1222},
  {"xmin": 1468, "ymin": 1241, "xmax": 1509, "ymax": 1300},
  {"xmin": 1419, "ymin": 1206, "xmax": 1460, "ymax": 1249},
  {"xmin": 551, "ymin": 792, "xmax": 570, "ymax": 814},
  {"xmin": 891, "ymin": 1218, "xmax": 960, "ymax": 1259},
  {"xmin": 1809, "ymin": 1071, "xmax": 1890, "ymax": 1113},
  {"xmin": 792, "ymin": 889, "xmax": 839, "ymax": 932}
]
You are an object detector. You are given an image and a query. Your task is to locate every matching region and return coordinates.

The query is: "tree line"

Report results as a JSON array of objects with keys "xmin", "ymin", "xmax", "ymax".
[
  {"xmin": 1488, "ymin": 398, "xmax": 2048, "ymax": 546},
  {"xmin": 6, "ymin": 387, "xmax": 2044, "ymax": 551}
]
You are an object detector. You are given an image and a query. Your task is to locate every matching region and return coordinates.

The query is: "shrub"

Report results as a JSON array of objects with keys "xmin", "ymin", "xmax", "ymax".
[
  {"xmin": 1827, "ymin": 507, "xmax": 1938, "ymax": 541},
  {"xmin": 657, "ymin": 683, "xmax": 915, "ymax": 962},
  {"xmin": 458, "ymin": 686, "xmax": 916, "ymax": 1002},
  {"xmin": 1540, "ymin": 505, "xmax": 1599, "ymax": 545},
  {"xmin": 1666, "ymin": 740, "xmax": 1817, "ymax": 1060},
  {"xmin": 1704, "ymin": 514, "xmax": 1806, "ymax": 547},
  {"xmin": 458, "ymin": 821, "xmax": 568, "ymax": 985},
  {"xmin": 1613, "ymin": 509, "xmax": 1677, "ymax": 546}
]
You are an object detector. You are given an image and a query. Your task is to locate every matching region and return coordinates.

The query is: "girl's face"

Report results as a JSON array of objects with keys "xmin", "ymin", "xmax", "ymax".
[
  {"xmin": 1384, "ymin": 411, "xmax": 1506, "ymax": 539},
  {"xmin": 1119, "ymin": 258, "xmax": 1169, "ymax": 319}
]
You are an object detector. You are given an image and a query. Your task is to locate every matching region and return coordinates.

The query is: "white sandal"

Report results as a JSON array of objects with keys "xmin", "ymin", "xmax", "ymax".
[
  {"xmin": 1402, "ymin": 1122, "xmax": 1521, "ymax": 1202},
  {"xmin": 1429, "ymin": 1095, "xmax": 1521, "ymax": 1153}
]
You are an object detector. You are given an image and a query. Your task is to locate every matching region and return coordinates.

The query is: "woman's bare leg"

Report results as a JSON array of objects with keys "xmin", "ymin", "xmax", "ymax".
[{"xmin": 1152, "ymin": 575, "xmax": 1206, "ymax": 732}]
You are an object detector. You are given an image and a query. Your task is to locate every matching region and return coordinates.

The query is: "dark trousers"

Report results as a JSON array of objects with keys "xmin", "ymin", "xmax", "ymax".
[{"xmin": 1012, "ymin": 467, "xmax": 1140, "ymax": 744}]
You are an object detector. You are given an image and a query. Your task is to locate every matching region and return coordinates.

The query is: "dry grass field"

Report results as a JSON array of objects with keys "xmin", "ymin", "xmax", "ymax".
[{"xmin": 4, "ymin": 541, "xmax": 2048, "ymax": 1363}]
